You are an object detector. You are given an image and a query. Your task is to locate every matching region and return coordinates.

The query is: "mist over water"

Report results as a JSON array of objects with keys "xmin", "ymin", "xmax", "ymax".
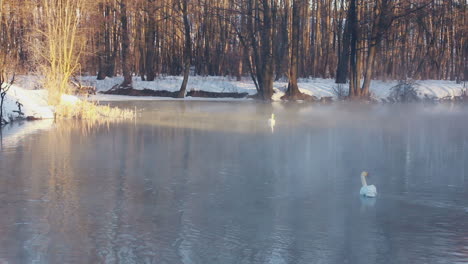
[{"xmin": 0, "ymin": 101, "xmax": 467, "ymax": 264}]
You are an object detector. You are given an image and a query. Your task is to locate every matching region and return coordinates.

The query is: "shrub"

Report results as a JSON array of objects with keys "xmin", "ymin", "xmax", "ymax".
[
  {"xmin": 389, "ymin": 80, "xmax": 420, "ymax": 103},
  {"xmin": 332, "ymin": 83, "xmax": 348, "ymax": 100}
]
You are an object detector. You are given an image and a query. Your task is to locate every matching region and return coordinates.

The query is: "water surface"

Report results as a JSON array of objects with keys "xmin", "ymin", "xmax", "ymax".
[{"xmin": 0, "ymin": 101, "xmax": 467, "ymax": 264}]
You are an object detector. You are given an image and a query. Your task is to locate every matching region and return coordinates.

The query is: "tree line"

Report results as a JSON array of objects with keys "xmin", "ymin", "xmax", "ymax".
[{"xmin": 0, "ymin": 0, "xmax": 466, "ymax": 101}]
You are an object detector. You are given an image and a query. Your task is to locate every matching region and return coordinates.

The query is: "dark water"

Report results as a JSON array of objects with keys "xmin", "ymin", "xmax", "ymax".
[{"xmin": 0, "ymin": 101, "xmax": 467, "ymax": 264}]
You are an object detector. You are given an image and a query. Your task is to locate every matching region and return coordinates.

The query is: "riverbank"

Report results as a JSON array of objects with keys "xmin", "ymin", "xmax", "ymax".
[
  {"xmin": 1, "ymin": 75, "xmax": 466, "ymax": 125},
  {"xmin": 1, "ymin": 76, "xmax": 131, "ymax": 125},
  {"xmin": 1, "ymin": 84, "xmax": 55, "ymax": 122},
  {"xmin": 80, "ymin": 75, "xmax": 466, "ymax": 102}
]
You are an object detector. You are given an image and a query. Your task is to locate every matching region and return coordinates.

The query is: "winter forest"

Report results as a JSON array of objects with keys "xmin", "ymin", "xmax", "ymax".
[{"xmin": 0, "ymin": 0, "xmax": 466, "ymax": 101}]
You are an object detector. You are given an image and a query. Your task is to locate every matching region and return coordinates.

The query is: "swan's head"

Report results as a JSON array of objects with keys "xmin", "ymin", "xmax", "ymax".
[{"xmin": 361, "ymin": 171, "xmax": 369, "ymax": 177}]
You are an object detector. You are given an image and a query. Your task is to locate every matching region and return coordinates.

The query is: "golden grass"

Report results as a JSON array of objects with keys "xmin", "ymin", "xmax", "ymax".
[
  {"xmin": 43, "ymin": 76, "xmax": 72, "ymax": 105},
  {"xmin": 55, "ymin": 100, "xmax": 134, "ymax": 121}
]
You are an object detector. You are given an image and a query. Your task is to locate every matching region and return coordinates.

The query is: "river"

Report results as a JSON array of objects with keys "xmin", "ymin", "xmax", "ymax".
[{"xmin": 0, "ymin": 101, "xmax": 467, "ymax": 263}]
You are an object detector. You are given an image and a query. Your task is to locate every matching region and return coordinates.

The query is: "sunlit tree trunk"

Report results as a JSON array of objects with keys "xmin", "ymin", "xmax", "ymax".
[
  {"xmin": 177, "ymin": 0, "xmax": 191, "ymax": 98},
  {"xmin": 284, "ymin": 0, "xmax": 305, "ymax": 100},
  {"xmin": 119, "ymin": 0, "xmax": 132, "ymax": 88},
  {"xmin": 361, "ymin": 0, "xmax": 393, "ymax": 97}
]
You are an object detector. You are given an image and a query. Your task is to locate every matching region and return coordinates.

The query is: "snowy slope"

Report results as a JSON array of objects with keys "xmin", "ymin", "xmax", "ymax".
[
  {"xmin": 1, "ymin": 76, "xmax": 81, "ymax": 123},
  {"xmin": 1, "ymin": 84, "xmax": 54, "ymax": 121}
]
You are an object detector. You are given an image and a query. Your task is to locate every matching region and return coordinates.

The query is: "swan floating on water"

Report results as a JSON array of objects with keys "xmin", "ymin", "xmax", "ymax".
[
  {"xmin": 360, "ymin": 171, "xmax": 377, "ymax": 198},
  {"xmin": 268, "ymin": 114, "xmax": 276, "ymax": 132}
]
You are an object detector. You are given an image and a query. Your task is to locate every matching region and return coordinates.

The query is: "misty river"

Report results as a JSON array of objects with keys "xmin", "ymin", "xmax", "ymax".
[{"xmin": 0, "ymin": 101, "xmax": 467, "ymax": 263}]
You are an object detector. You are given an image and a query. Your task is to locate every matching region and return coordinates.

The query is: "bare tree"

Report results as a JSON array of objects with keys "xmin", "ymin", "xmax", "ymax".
[{"xmin": 33, "ymin": 0, "xmax": 89, "ymax": 105}]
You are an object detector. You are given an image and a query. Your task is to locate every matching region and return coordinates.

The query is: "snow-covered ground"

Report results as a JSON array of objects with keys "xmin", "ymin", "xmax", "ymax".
[
  {"xmin": 80, "ymin": 76, "xmax": 466, "ymax": 102},
  {"xmin": 1, "ymin": 84, "xmax": 54, "ymax": 121},
  {"xmin": 1, "ymin": 76, "xmax": 80, "ymax": 123},
  {"xmin": 1, "ymin": 75, "xmax": 466, "ymax": 125}
]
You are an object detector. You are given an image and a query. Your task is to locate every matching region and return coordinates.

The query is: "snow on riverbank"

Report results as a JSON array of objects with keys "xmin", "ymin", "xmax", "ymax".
[
  {"xmin": 1, "ymin": 77, "xmax": 81, "ymax": 123},
  {"xmin": 80, "ymin": 75, "xmax": 466, "ymax": 101},
  {"xmin": 1, "ymin": 75, "xmax": 466, "ymax": 124},
  {"xmin": 1, "ymin": 84, "xmax": 54, "ymax": 121}
]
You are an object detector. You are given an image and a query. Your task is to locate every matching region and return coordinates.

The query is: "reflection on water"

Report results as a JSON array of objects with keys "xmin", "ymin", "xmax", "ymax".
[
  {"xmin": 0, "ymin": 101, "xmax": 468, "ymax": 264},
  {"xmin": 0, "ymin": 120, "xmax": 54, "ymax": 149}
]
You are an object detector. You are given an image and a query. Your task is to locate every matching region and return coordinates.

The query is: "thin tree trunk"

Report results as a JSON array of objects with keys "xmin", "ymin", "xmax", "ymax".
[
  {"xmin": 258, "ymin": 0, "xmax": 275, "ymax": 100},
  {"xmin": 178, "ymin": 0, "xmax": 191, "ymax": 98},
  {"xmin": 348, "ymin": 0, "xmax": 360, "ymax": 98},
  {"xmin": 361, "ymin": 42, "xmax": 377, "ymax": 97},
  {"xmin": 145, "ymin": 0, "xmax": 156, "ymax": 81},
  {"xmin": 237, "ymin": 42, "xmax": 243, "ymax": 81},
  {"xmin": 335, "ymin": 2, "xmax": 350, "ymax": 84},
  {"xmin": 97, "ymin": 3, "xmax": 106, "ymax": 80},
  {"xmin": 362, "ymin": 0, "xmax": 392, "ymax": 97}
]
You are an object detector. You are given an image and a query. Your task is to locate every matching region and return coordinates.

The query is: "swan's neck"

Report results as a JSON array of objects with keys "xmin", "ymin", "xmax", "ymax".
[{"xmin": 361, "ymin": 175, "xmax": 368, "ymax": 187}]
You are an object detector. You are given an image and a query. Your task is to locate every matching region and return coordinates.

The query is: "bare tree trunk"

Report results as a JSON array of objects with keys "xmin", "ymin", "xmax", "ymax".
[
  {"xmin": 361, "ymin": 42, "xmax": 377, "ymax": 97},
  {"xmin": 109, "ymin": 11, "xmax": 119, "ymax": 77},
  {"xmin": 97, "ymin": 3, "xmax": 107, "ymax": 80},
  {"xmin": 97, "ymin": 3, "xmax": 115, "ymax": 80},
  {"xmin": 275, "ymin": 0, "xmax": 289, "ymax": 81},
  {"xmin": 464, "ymin": 37, "xmax": 468, "ymax": 82},
  {"xmin": 237, "ymin": 42, "xmax": 243, "ymax": 81},
  {"xmin": 120, "ymin": 0, "xmax": 132, "ymax": 88},
  {"xmin": 145, "ymin": 0, "xmax": 156, "ymax": 81},
  {"xmin": 348, "ymin": 0, "xmax": 360, "ymax": 98},
  {"xmin": 361, "ymin": 0, "xmax": 379, "ymax": 97},
  {"xmin": 361, "ymin": 0, "xmax": 393, "ymax": 97},
  {"xmin": 284, "ymin": 0, "xmax": 304, "ymax": 99},
  {"xmin": 178, "ymin": 0, "xmax": 191, "ymax": 98},
  {"xmin": 259, "ymin": 0, "xmax": 275, "ymax": 100},
  {"xmin": 335, "ymin": 0, "xmax": 349, "ymax": 84}
]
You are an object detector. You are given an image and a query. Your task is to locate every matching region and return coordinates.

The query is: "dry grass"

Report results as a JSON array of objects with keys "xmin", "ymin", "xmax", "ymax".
[
  {"xmin": 42, "ymin": 76, "xmax": 73, "ymax": 105},
  {"xmin": 55, "ymin": 100, "xmax": 134, "ymax": 121}
]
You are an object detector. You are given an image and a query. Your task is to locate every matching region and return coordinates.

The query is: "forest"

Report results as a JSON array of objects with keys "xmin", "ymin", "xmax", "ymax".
[{"xmin": 0, "ymin": 0, "xmax": 466, "ymax": 101}]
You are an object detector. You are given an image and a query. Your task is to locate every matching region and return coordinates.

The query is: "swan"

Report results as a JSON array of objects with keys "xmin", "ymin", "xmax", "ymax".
[
  {"xmin": 268, "ymin": 114, "xmax": 275, "ymax": 126},
  {"xmin": 360, "ymin": 171, "xmax": 377, "ymax": 198},
  {"xmin": 268, "ymin": 113, "xmax": 276, "ymax": 132}
]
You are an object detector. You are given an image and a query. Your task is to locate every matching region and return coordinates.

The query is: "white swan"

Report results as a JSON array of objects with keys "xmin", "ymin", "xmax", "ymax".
[
  {"xmin": 360, "ymin": 171, "xmax": 377, "ymax": 198},
  {"xmin": 268, "ymin": 113, "xmax": 276, "ymax": 132}
]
